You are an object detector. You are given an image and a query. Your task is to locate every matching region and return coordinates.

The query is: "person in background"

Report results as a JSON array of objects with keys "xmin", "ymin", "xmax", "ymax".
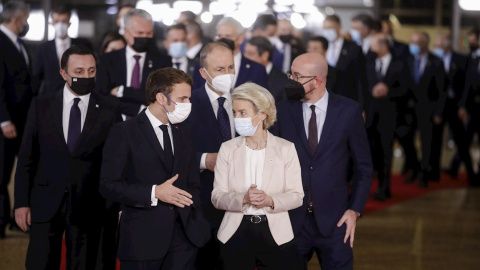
[
  {"xmin": 275, "ymin": 19, "xmax": 305, "ymax": 73},
  {"xmin": 34, "ymin": 5, "xmax": 93, "ymax": 96},
  {"xmin": 212, "ymin": 82, "xmax": 304, "ymax": 269},
  {"xmin": 350, "ymin": 13, "xmax": 375, "ymax": 56},
  {"xmin": 381, "ymin": 20, "xmax": 409, "ymax": 60},
  {"xmin": 307, "ymin": 36, "xmax": 337, "ymax": 92},
  {"xmin": 101, "ymin": 31, "xmax": 126, "ymax": 54},
  {"xmin": 116, "ymin": 4, "xmax": 134, "ymax": 35},
  {"xmin": 163, "ymin": 24, "xmax": 195, "ymax": 76},
  {"xmin": 0, "ymin": 1, "xmax": 32, "ymax": 239},
  {"xmin": 244, "ymin": 36, "xmax": 287, "ymax": 103},
  {"xmin": 466, "ymin": 27, "xmax": 479, "ymax": 57},
  {"xmin": 177, "ymin": 10, "xmax": 197, "ymax": 25},
  {"xmin": 185, "ymin": 21, "xmax": 204, "ymax": 76}
]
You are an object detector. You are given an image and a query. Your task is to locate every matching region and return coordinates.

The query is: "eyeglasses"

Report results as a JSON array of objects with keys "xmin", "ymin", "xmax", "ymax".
[{"xmin": 287, "ymin": 71, "xmax": 316, "ymax": 82}]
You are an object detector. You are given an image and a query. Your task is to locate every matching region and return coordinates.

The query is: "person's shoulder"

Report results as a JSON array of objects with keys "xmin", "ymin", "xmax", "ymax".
[
  {"xmin": 191, "ymin": 85, "xmax": 206, "ymax": 99},
  {"xmin": 38, "ymin": 39, "xmax": 54, "ymax": 50},
  {"xmin": 91, "ymin": 92, "xmax": 119, "ymax": 111},
  {"xmin": 329, "ymin": 92, "xmax": 361, "ymax": 112},
  {"xmin": 271, "ymin": 133, "xmax": 294, "ymax": 148},
  {"xmin": 241, "ymin": 55, "xmax": 265, "ymax": 70}
]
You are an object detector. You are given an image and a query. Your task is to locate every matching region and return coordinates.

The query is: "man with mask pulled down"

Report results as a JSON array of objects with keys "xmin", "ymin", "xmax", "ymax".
[
  {"xmin": 14, "ymin": 46, "xmax": 122, "ymax": 269},
  {"xmin": 34, "ymin": 5, "xmax": 93, "ymax": 96},
  {"xmin": 96, "ymin": 8, "xmax": 171, "ymax": 119}
]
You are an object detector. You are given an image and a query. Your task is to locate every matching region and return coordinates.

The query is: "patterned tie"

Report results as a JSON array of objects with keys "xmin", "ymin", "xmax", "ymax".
[
  {"xmin": 67, "ymin": 98, "xmax": 81, "ymax": 154},
  {"xmin": 217, "ymin": 97, "xmax": 231, "ymax": 142},
  {"xmin": 414, "ymin": 57, "xmax": 421, "ymax": 84},
  {"xmin": 160, "ymin": 125, "xmax": 174, "ymax": 174},
  {"xmin": 308, "ymin": 105, "xmax": 318, "ymax": 155},
  {"xmin": 131, "ymin": 55, "xmax": 141, "ymax": 88}
]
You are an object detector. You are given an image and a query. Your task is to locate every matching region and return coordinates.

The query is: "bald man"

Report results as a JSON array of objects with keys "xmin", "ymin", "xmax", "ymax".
[{"xmin": 272, "ymin": 53, "xmax": 372, "ymax": 269}]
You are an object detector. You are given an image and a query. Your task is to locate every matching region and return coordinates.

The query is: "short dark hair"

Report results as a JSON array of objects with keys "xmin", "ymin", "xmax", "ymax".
[
  {"xmin": 309, "ymin": 36, "xmax": 329, "ymax": 51},
  {"xmin": 180, "ymin": 11, "xmax": 196, "ymax": 23},
  {"xmin": 325, "ymin": 15, "xmax": 341, "ymax": 26},
  {"xmin": 372, "ymin": 19, "xmax": 382, "ymax": 33},
  {"xmin": 248, "ymin": 36, "xmax": 274, "ymax": 62},
  {"xmin": 352, "ymin": 13, "xmax": 375, "ymax": 29},
  {"xmin": 101, "ymin": 31, "xmax": 126, "ymax": 54},
  {"xmin": 1, "ymin": 1, "xmax": 30, "ymax": 23},
  {"xmin": 252, "ymin": 14, "xmax": 277, "ymax": 31},
  {"xmin": 51, "ymin": 5, "xmax": 71, "ymax": 19},
  {"xmin": 166, "ymin": 23, "xmax": 187, "ymax": 36},
  {"xmin": 199, "ymin": 42, "xmax": 233, "ymax": 68},
  {"xmin": 145, "ymin": 67, "xmax": 193, "ymax": 104},
  {"xmin": 186, "ymin": 21, "xmax": 204, "ymax": 40},
  {"xmin": 468, "ymin": 27, "xmax": 480, "ymax": 40},
  {"xmin": 60, "ymin": 46, "xmax": 96, "ymax": 71}
]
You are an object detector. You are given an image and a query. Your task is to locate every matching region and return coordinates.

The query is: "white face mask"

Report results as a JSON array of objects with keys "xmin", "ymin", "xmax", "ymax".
[
  {"xmin": 162, "ymin": 94, "xmax": 192, "ymax": 124},
  {"xmin": 54, "ymin": 22, "xmax": 69, "ymax": 38},
  {"xmin": 204, "ymin": 69, "xmax": 234, "ymax": 93},
  {"xmin": 234, "ymin": 113, "xmax": 261, "ymax": 137},
  {"xmin": 322, "ymin": 28, "xmax": 337, "ymax": 43}
]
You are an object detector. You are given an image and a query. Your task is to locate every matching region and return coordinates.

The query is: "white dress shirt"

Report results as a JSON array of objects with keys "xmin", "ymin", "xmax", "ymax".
[
  {"xmin": 327, "ymin": 37, "xmax": 344, "ymax": 67},
  {"xmin": 361, "ymin": 34, "xmax": 373, "ymax": 55},
  {"xmin": 199, "ymin": 83, "xmax": 235, "ymax": 169},
  {"xmin": 62, "ymin": 85, "xmax": 90, "ymax": 142},
  {"xmin": 303, "ymin": 90, "xmax": 329, "ymax": 143},
  {"xmin": 233, "ymin": 52, "xmax": 242, "ymax": 86},
  {"xmin": 442, "ymin": 51, "xmax": 452, "ymax": 73},
  {"xmin": 245, "ymin": 146, "xmax": 266, "ymax": 215},
  {"xmin": 55, "ymin": 37, "xmax": 71, "ymax": 62},
  {"xmin": 265, "ymin": 62, "xmax": 273, "ymax": 75},
  {"xmin": 376, "ymin": 53, "xmax": 392, "ymax": 77},
  {"xmin": 172, "ymin": 56, "xmax": 188, "ymax": 73},
  {"xmin": 145, "ymin": 107, "xmax": 174, "ymax": 206},
  {"xmin": 186, "ymin": 43, "xmax": 202, "ymax": 59}
]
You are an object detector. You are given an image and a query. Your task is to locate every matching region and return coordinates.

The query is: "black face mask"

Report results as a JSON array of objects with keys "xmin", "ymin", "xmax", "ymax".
[
  {"xmin": 285, "ymin": 78, "xmax": 315, "ymax": 101},
  {"xmin": 216, "ymin": 38, "xmax": 235, "ymax": 52},
  {"xmin": 18, "ymin": 23, "xmax": 29, "ymax": 37},
  {"xmin": 470, "ymin": 45, "xmax": 479, "ymax": 53},
  {"xmin": 279, "ymin": 34, "xmax": 293, "ymax": 44},
  {"xmin": 132, "ymin": 37, "xmax": 152, "ymax": 53},
  {"xmin": 66, "ymin": 74, "xmax": 95, "ymax": 96}
]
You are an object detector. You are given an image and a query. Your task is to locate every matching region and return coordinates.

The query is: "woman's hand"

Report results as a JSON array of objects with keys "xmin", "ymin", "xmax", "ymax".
[{"xmin": 243, "ymin": 184, "xmax": 273, "ymax": 208}]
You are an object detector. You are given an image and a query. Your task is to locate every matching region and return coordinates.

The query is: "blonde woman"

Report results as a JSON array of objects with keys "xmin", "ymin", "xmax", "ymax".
[{"xmin": 212, "ymin": 82, "xmax": 304, "ymax": 269}]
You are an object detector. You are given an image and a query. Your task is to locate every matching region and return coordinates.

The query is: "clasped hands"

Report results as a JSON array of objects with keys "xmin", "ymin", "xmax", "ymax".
[
  {"xmin": 243, "ymin": 184, "xmax": 273, "ymax": 209},
  {"xmin": 155, "ymin": 174, "xmax": 193, "ymax": 208}
]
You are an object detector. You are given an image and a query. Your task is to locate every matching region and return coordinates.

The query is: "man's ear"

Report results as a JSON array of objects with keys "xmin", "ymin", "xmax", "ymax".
[
  {"xmin": 156, "ymin": 92, "xmax": 167, "ymax": 106},
  {"xmin": 199, "ymin": 67, "xmax": 208, "ymax": 81},
  {"xmin": 59, "ymin": 68, "xmax": 68, "ymax": 81}
]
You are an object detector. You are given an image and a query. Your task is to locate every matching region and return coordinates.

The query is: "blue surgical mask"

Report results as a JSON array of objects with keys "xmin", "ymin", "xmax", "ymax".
[
  {"xmin": 409, "ymin": 44, "xmax": 421, "ymax": 56},
  {"xmin": 234, "ymin": 113, "xmax": 261, "ymax": 137},
  {"xmin": 323, "ymin": 28, "xmax": 337, "ymax": 43},
  {"xmin": 350, "ymin": 29, "xmax": 361, "ymax": 43},
  {"xmin": 433, "ymin": 47, "xmax": 445, "ymax": 58},
  {"xmin": 169, "ymin": 42, "xmax": 187, "ymax": 59}
]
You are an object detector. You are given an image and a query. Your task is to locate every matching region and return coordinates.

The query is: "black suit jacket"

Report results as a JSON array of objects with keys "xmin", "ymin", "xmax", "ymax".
[
  {"xmin": 14, "ymin": 91, "xmax": 122, "ymax": 227},
  {"xmin": 444, "ymin": 52, "xmax": 468, "ymax": 107},
  {"xmin": 33, "ymin": 38, "xmax": 93, "ymax": 95},
  {"xmin": 268, "ymin": 66, "xmax": 287, "ymax": 103},
  {"xmin": 95, "ymin": 47, "xmax": 172, "ymax": 116},
  {"xmin": 0, "ymin": 31, "xmax": 33, "ymax": 130},
  {"xmin": 408, "ymin": 53, "xmax": 446, "ymax": 117},
  {"xmin": 459, "ymin": 56, "xmax": 480, "ymax": 113},
  {"xmin": 391, "ymin": 40, "xmax": 409, "ymax": 60},
  {"xmin": 100, "ymin": 111, "xmax": 210, "ymax": 261}
]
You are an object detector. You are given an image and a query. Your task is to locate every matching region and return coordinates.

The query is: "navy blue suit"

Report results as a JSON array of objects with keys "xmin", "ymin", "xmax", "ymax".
[
  {"xmin": 192, "ymin": 55, "xmax": 269, "ymax": 90},
  {"xmin": 272, "ymin": 93, "xmax": 372, "ymax": 269}
]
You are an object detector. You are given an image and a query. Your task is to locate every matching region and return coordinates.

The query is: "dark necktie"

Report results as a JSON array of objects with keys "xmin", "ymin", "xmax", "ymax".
[
  {"xmin": 414, "ymin": 57, "xmax": 421, "ymax": 84},
  {"xmin": 67, "ymin": 98, "xmax": 81, "ymax": 154},
  {"xmin": 308, "ymin": 105, "xmax": 318, "ymax": 155},
  {"xmin": 160, "ymin": 125, "xmax": 174, "ymax": 173},
  {"xmin": 217, "ymin": 97, "xmax": 231, "ymax": 142},
  {"xmin": 131, "ymin": 55, "xmax": 141, "ymax": 88},
  {"xmin": 16, "ymin": 37, "xmax": 26, "ymax": 63},
  {"xmin": 173, "ymin": 62, "xmax": 181, "ymax": 70},
  {"xmin": 376, "ymin": 59, "xmax": 383, "ymax": 81}
]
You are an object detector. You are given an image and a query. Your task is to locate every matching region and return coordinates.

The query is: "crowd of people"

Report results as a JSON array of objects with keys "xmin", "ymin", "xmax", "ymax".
[{"xmin": 1, "ymin": 0, "xmax": 480, "ymax": 269}]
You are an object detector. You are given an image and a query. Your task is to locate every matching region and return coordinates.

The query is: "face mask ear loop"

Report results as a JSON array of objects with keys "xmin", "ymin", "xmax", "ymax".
[{"xmin": 162, "ymin": 93, "xmax": 177, "ymax": 114}]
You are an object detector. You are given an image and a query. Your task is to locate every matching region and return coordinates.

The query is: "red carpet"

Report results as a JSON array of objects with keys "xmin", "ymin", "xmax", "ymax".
[{"xmin": 59, "ymin": 173, "xmax": 468, "ymax": 269}]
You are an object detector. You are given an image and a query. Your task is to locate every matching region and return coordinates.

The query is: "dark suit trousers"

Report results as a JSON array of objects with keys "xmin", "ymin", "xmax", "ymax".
[
  {"xmin": 219, "ymin": 219, "xmax": 299, "ymax": 270},
  {"xmin": 294, "ymin": 213, "xmax": 353, "ymax": 270},
  {"xmin": 120, "ymin": 215, "xmax": 197, "ymax": 270},
  {"xmin": 415, "ymin": 106, "xmax": 441, "ymax": 178},
  {"xmin": 26, "ymin": 192, "xmax": 96, "ymax": 270},
  {"xmin": 394, "ymin": 103, "xmax": 420, "ymax": 174}
]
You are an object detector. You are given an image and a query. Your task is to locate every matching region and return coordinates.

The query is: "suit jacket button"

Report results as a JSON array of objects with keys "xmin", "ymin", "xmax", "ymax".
[
  {"xmin": 310, "ymin": 166, "xmax": 313, "ymax": 170},
  {"xmin": 169, "ymin": 206, "xmax": 174, "ymax": 210}
]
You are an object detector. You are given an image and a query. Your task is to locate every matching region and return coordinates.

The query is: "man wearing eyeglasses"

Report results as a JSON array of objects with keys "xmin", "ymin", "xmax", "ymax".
[{"xmin": 272, "ymin": 53, "xmax": 373, "ymax": 269}]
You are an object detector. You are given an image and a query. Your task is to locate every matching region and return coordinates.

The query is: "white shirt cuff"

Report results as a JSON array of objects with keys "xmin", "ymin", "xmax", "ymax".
[
  {"xmin": 1, "ymin": 121, "xmax": 12, "ymax": 127},
  {"xmin": 116, "ymin": 85, "xmax": 124, "ymax": 98},
  {"xmin": 151, "ymin": 185, "xmax": 158, "ymax": 206},
  {"xmin": 139, "ymin": 105, "xmax": 146, "ymax": 114},
  {"xmin": 200, "ymin": 153, "xmax": 207, "ymax": 170}
]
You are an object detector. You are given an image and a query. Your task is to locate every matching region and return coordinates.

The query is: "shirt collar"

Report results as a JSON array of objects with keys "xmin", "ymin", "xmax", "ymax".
[
  {"xmin": 55, "ymin": 36, "xmax": 70, "ymax": 44},
  {"xmin": 126, "ymin": 45, "xmax": 147, "ymax": 59},
  {"xmin": 331, "ymin": 37, "xmax": 344, "ymax": 47},
  {"xmin": 145, "ymin": 107, "xmax": 168, "ymax": 128},
  {"xmin": 63, "ymin": 84, "xmax": 90, "ymax": 105},
  {"xmin": 0, "ymin": 24, "xmax": 18, "ymax": 45},
  {"xmin": 204, "ymin": 82, "xmax": 231, "ymax": 104},
  {"xmin": 379, "ymin": 52, "xmax": 392, "ymax": 64},
  {"xmin": 234, "ymin": 52, "xmax": 242, "ymax": 69},
  {"xmin": 304, "ymin": 90, "xmax": 329, "ymax": 112},
  {"xmin": 186, "ymin": 43, "xmax": 202, "ymax": 59},
  {"xmin": 266, "ymin": 62, "xmax": 273, "ymax": 74}
]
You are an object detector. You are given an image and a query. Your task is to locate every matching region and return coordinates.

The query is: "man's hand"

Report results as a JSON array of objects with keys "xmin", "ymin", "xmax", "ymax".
[
  {"xmin": 205, "ymin": 153, "xmax": 218, "ymax": 172},
  {"xmin": 110, "ymin": 86, "xmax": 119, "ymax": 96},
  {"xmin": 458, "ymin": 107, "xmax": 468, "ymax": 123},
  {"xmin": 1, "ymin": 123, "xmax": 17, "ymax": 139},
  {"xmin": 155, "ymin": 174, "xmax": 193, "ymax": 208},
  {"xmin": 14, "ymin": 207, "xmax": 31, "ymax": 232},
  {"xmin": 337, "ymin": 209, "xmax": 358, "ymax": 248},
  {"xmin": 372, "ymin": 82, "xmax": 389, "ymax": 98},
  {"xmin": 433, "ymin": 115, "xmax": 442, "ymax": 125}
]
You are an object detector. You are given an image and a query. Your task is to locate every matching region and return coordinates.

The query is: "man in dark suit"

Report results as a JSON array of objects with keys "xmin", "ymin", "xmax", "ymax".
[
  {"xmin": 0, "ymin": 1, "xmax": 32, "ymax": 238},
  {"xmin": 366, "ymin": 34, "xmax": 410, "ymax": 201},
  {"xmin": 185, "ymin": 21, "xmax": 204, "ymax": 77},
  {"xmin": 276, "ymin": 19, "xmax": 306, "ymax": 73},
  {"xmin": 163, "ymin": 24, "xmax": 194, "ymax": 75},
  {"xmin": 350, "ymin": 14, "xmax": 375, "ymax": 56},
  {"xmin": 323, "ymin": 15, "xmax": 368, "ymax": 112},
  {"xmin": 432, "ymin": 33, "xmax": 474, "ymax": 182},
  {"xmin": 272, "ymin": 53, "xmax": 372, "ymax": 269},
  {"xmin": 33, "ymin": 6, "xmax": 93, "ymax": 96},
  {"xmin": 381, "ymin": 20, "xmax": 409, "ymax": 60},
  {"xmin": 405, "ymin": 31, "xmax": 446, "ymax": 187},
  {"xmin": 244, "ymin": 36, "xmax": 287, "ymax": 103},
  {"xmin": 14, "ymin": 46, "xmax": 122, "ymax": 269},
  {"xmin": 192, "ymin": 17, "xmax": 269, "ymax": 90},
  {"xmin": 96, "ymin": 8, "xmax": 172, "ymax": 118},
  {"xmin": 100, "ymin": 67, "xmax": 210, "ymax": 270},
  {"xmin": 188, "ymin": 42, "xmax": 236, "ymax": 270},
  {"xmin": 306, "ymin": 36, "xmax": 337, "ymax": 92}
]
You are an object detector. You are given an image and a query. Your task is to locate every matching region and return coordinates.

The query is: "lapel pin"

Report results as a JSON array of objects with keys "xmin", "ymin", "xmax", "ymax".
[
  {"xmin": 342, "ymin": 49, "xmax": 347, "ymax": 55},
  {"xmin": 148, "ymin": 60, "xmax": 153, "ymax": 68},
  {"xmin": 175, "ymin": 126, "xmax": 179, "ymax": 129},
  {"xmin": 246, "ymin": 64, "xmax": 250, "ymax": 69}
]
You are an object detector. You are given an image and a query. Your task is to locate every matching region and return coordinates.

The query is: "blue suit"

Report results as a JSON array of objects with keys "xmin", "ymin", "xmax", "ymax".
[
  {"xmin": 271, "ymin": 93, "xmax": 372, "ymax": 268},
  {"xmin": 192, "ymin": 55, "xmax": 269, "ymax": 90}
]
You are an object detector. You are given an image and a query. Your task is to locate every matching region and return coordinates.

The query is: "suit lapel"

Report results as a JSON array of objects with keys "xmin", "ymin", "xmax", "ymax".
[
  {"xmin": 261, "ymin": 132, "xmax": 276, "ymax": 191},
  {"xmin": 138, "ymin": 111, "xmax": 168, "ymax": 169},
  {"xmin": 420, "ymin": 55, "xmax": 433, "ymax": 84},
  {"xmin": 49, "ymin": 40, "xmax": 60, "ymax": 67},
  {"xmin": 290, "ymin": 101, "xmax": 310, "ymax": 155},
  {"xmin": 199, "ymin": 86, "xmax": 223, "ymax": 143},
  {"xmin": 315, "ymin": 93, "xmax": 339, "ymax": 159},
  {"xmin": 51, "ymin": 90, "xmax": 67, "ymax": 145},
  {"xmin": 142, "ymin": 52, "xmax": 155, "ymax": 85},
  {"xmin": 73, "ymin": 94, "xmax": 100, "ymax": 156},
  {"xmin": 233, "ymin": 138, "xmax": 246, "ymax": 191},
  {"xmin": 171, "ymin": 123, "xmax": 182, "ymax": 174}
]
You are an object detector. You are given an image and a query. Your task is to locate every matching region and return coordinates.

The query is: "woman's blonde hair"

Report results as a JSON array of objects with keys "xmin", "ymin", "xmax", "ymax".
[{"xmin": 231, "ymin": 82, "xmax": 277, "ymax": 129}]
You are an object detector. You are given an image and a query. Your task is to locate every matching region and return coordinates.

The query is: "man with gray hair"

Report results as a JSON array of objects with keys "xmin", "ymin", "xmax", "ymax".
[
  {"xmin": 0, "ymin": 0, "xmax": 32, "ymax": 238},
  {"xmin": 192, "ymin": 17, "xmax": 268, "ymax": 90},
  {"xmin": 96, "ymin": 8, "xmax": 172, "ymax": 119}
]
